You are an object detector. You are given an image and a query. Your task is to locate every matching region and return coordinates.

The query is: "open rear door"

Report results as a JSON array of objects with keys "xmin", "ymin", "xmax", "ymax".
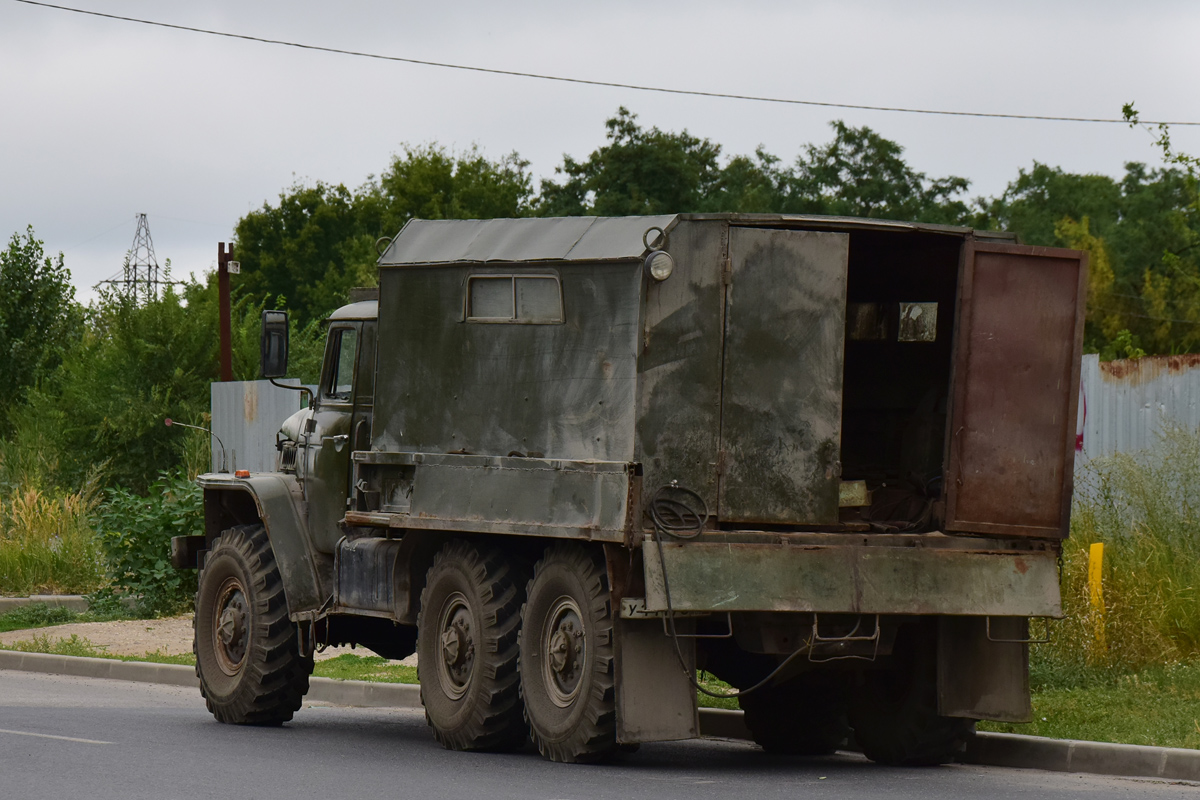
[
  {"xmin": 719, "ymin": 227, "xmax": 849, "ymax": 525},
  {"xmin": 945, "ymin": 241, "xmax": 1087, "ymax": 538}
]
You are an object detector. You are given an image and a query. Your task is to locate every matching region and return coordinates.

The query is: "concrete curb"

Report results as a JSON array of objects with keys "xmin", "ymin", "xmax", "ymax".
[
  {"xmin": 961, "ymin": 730, "xmax": 1200, "ymax": 782},
  {"xmin": 691, "ymin": 708, "xmax": 1200, "ymax": 781},
  {"xmin": 0, "ymin": 650, "xmax": 197, "ymax": 687},
  {"xmin": 2, "ymin": 649, "xmax": 1196, "ymax": 781},
  {"xmin": 0, "ymin": 649, "xmax": 423, "ymax": 709},
  {"xmin": 0, "ymin": 595, "xmax": 91, "ymax": 613}
]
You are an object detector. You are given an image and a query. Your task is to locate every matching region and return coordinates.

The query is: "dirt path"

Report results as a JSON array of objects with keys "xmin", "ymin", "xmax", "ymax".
[{"xmin": 0, "ymin": 614, "xmax": 417, "ymax": 665}]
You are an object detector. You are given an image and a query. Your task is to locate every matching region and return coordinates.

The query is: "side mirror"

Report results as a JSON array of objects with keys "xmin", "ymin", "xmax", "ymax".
[{"xmin": 260, "ymin": 310, "xmax": 289, "ymax": 379}]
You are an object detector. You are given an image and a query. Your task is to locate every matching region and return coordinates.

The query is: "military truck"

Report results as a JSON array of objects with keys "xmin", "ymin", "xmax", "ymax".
[{"xmin": 173, "ymin": 213, "xmax": 1086, "ymax": 765}]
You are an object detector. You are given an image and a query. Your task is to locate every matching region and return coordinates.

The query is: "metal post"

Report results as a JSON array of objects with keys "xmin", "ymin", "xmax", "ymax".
[
  {"xmin": 1087, "ymin": 542, "xmax": 1106, "ymax": 662},
  {"xmin": 218, "ymin": 242, "xmax": 233, "ymax": 382}
]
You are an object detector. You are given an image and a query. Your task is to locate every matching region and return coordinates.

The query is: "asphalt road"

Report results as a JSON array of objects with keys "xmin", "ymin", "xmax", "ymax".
[{"xmin": 1, "ymin": 670, "xmax": 1195, "ymax": 800}]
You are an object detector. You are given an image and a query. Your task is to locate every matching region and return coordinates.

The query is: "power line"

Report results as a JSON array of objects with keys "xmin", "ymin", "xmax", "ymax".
[{"xmin": 14, "ymin": 0, "xmax": 1200, "ymax": 127}]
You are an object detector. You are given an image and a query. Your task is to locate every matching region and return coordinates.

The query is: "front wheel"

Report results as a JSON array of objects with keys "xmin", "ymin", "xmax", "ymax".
[
  {"xmin": 519, "ymin": 543, "xmax": 617, "ymax": 763},
  {"xmin": 194, "ymin": 524, "xmax": 312, "ymax": 725}
]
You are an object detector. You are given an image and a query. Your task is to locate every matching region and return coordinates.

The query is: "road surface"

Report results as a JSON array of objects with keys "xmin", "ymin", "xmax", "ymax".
[{"xmin": 0, "ymin": 669, "xmax": 1193, "ymax": 800}]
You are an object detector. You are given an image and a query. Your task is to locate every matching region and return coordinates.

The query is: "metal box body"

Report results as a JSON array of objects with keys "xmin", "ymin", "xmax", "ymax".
[{"xmin": 355, "ymin": 214, "xmax": 1085, "ymax": 559}]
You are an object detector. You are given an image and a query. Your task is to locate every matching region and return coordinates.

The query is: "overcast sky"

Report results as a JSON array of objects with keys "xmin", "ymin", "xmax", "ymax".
[{"xmin": 3, "ymin": 0, "xmax": 1198, "ymax": 301}]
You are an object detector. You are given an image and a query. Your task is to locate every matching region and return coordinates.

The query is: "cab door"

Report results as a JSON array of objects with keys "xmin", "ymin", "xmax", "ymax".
[
  {"xmin": 306, "ymin": 322, "xmax": 360, "ymax": 553},
  {"xmin": 944, "ymin": 241, "xmax": 1087, "ymax": 538}
]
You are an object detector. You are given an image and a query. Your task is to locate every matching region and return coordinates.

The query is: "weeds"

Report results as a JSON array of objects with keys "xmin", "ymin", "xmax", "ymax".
[
  {"xmin": 1036, "ymin": 425, "xmax": 1200, "ymax": 687},
  {"xmin": 0, "ymin": 477, "xmax": 106, "ymax": 596}
]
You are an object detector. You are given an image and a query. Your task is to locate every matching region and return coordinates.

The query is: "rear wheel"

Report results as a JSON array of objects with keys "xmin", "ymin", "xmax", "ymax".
[
  {"xmin": 519, "ymin": 543, "xmax": 617, "ymax": 763},
  {"xmin": 416, "ymin": 540, "xmax": 528, "ymax": 751},
  {"xmin": 848, "ymin": 624, "xmax": 974, "ymax": 766},
  {"xmin": 194, "ymin": 524, "xmax": 312, "ymax": 725},
  {"xmin": 739, "ymin": 673, "xmax": 850, "ymax": 755}
]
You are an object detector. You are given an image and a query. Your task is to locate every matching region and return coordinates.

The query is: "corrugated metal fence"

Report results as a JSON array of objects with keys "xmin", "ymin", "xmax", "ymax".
[
  {"xmin": 210, "ymin": 380, "xmax": 312, "ymax": 473},
  {"xmin": 1076, "ymin": 353, "xmax": 1200, "ymax": 473}
]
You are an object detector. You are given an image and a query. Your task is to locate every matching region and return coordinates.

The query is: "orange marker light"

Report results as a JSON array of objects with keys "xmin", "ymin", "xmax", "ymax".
[{"xmin": 235, "ymin": 469, "xmax": 250, "ymax": 478}]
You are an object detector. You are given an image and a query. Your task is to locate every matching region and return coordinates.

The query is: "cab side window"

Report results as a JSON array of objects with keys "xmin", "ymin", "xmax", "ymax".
[{"xmin": 325, "ymin": 327, "xmax": 358, "ymax": 401}]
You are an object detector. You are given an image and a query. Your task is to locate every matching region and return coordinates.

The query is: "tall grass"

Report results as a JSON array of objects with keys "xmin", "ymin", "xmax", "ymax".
[
  {"xmin": 0, "ymin": 442, "xmax": 107, "ymax": 595},
  {"xmin": 1035, "ymin": 426, "xmax": 1200, "ymax": 687}
]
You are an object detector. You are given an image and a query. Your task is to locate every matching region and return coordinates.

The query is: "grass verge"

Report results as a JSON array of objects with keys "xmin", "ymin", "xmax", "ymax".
[
  {"xmin": 979, "ymin": 660, "xmax": 1200, "ymax": 749},
  {"xmin": 311, "ymin": 654, "xmax": 416, "ymax": 683},
  {"xmin": 0, "ymin": 633, "xmax": 193, "ymax": 666}
]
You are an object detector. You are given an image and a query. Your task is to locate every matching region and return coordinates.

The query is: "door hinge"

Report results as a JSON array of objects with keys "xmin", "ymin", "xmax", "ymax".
[
  {"xmin": 721, "ymin": 255, "xmax": 733, "ymax": 285},
  {"xmin": 716, "ymin": 448, "xmax": 728, "ymax": 475}
]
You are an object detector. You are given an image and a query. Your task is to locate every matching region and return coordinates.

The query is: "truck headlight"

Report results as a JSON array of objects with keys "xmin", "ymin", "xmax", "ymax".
[{"xmin": 645, "ymin": 250, "xmax": 675, "ymax": 281}]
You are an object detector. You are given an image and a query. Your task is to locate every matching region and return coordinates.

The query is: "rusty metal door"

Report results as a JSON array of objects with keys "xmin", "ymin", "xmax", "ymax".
[
  {"xmin": 945, "ymin": 241, "xmax": 1087, "ymax": 538},
  {"xmin": 718, "ymin": 227, "xmax": 849, "ymax": 524}
]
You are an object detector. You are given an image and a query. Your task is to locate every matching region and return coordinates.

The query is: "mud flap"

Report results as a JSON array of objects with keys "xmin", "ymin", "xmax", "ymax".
[
  {"xmin": 614, "ymin": 617, "xmax": 699, "ymax": 743},
  {"xmin": 937, "ymin": 616, "xmax": 1032, "ymax": 722}
]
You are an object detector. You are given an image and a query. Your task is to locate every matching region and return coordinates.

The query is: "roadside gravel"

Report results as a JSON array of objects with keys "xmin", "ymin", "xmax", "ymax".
[{"xmin": 0, "ymin": 614, "xmax": 418, "ymax": 665}]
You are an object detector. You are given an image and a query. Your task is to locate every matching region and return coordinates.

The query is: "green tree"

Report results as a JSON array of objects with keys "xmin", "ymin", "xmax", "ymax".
[
  {"xmin": 975, "ymin": 163, "xmax": 1123, "ymax": 247},
  {"xmin": 233, "ymin": 145, "xmax": 534, "ymax": 328},
  {"xmin": 981, "ymin": 150, "xmax": 1200, "ymax": 356},
  {"xmin": 232, "ymin": 181, "xmax": 367, "ymax": 329},
  {"xmin": 369, "ymin": 143, "xmax": 533, "ymax": 231},
  {"xmin": 12, "ymin": 277, "xmax": 267, "ymax": 491},
  {"xmin": 538, "ymin": 112, "xmax": 969, "ymax": 223},
  {"xmin": 783, "ymin": 121, "xmax": 971, "ymax": 223},
  {"xmin": 0, "ymin": 227, "xmax": 81, "ymax": 433},
  {"xmin": 537, "ymin": 107, "xmax": 725, "ymax": 216}
]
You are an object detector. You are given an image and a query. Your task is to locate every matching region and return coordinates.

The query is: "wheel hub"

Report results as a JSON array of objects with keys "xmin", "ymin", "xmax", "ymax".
[
  {"xmin": 213, "ymin": 577, "xmax": 249, "ymax": 676},
  {"xmin": 542, "ymin": 597, "xmax": 585, "ymax": 708},
  {"xmin": 436, "ymin": 593, "xmax": 475, "ymax": 700}
]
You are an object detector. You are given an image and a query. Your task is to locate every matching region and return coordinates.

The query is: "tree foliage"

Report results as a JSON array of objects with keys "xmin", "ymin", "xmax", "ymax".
[
  {"xmin": 538, "ymin": 107, "xmax": 724, "ymax": 216},
  {"xmin": 0, "ymin": 227, "xmax": 80, "ymax": 433},
  {"xmin": 784, "ymin": 120, "xmax": 971, "ymax": 223},
  {"xmin": 234, "ymin": 145, "xmax": 535, "ymax": 327},
  {"xmin": 535, "ymin": 111, "xmax": 971, "ymax": 223},
  {"xmin": 980, "ymin": 156, "xmax": 1200, "ymax": 355}
]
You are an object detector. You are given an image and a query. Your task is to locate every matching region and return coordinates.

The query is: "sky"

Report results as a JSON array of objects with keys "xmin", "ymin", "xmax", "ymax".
[{"xmin": 2, "ymin": 0, "xmax": 1198, "ymax": 302}]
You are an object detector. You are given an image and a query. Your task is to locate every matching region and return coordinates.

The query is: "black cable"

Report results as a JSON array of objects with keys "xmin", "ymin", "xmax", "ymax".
[
  {"xmin": 649, "ymin": 484, "xmax": 815, "ymax": 699},
  {"xmin": 13, "ymin": 0, "xmax": 1200, "ymax": 127}
]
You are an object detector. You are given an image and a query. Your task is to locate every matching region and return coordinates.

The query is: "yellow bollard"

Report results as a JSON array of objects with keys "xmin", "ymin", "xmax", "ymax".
[{"xmin": 1088, "ymin": 542, "xmax": 1106, "ymax": 661}]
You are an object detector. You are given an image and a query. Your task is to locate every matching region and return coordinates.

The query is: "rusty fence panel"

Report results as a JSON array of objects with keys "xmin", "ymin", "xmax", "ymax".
[
  {"xmin": 1075, "ymin": 353, "xmax": 1200, "ymax": 490},
  {"xmin": 1077, "ymin": 352, "xmax": 1200, "ymax": 458}
]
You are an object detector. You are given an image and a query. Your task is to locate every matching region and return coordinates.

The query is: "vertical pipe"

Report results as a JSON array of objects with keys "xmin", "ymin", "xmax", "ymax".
[
  {"xmin": 1087, "ymin": 542, "xmax": 1106, "ymax": 661},
  {"xmin": 218, "ymin": 242, "xmax": 232, "ymax": 382}
]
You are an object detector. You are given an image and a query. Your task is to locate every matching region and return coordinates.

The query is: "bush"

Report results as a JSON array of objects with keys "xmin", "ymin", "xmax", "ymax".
[{"xmin": 95, "ymin": 470, "xmax": 201, "ymax": 617}]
